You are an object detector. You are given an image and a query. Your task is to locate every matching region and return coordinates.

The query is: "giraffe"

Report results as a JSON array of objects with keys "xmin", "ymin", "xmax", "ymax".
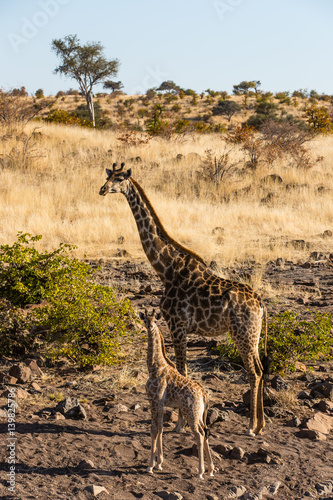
[
  {"xmin": 139, "ymin": 309, "xmax": 214, "ymax": 479},
  {"xmin": 99, "ymin": 162, "xmax": 268, "ymax": 436}
]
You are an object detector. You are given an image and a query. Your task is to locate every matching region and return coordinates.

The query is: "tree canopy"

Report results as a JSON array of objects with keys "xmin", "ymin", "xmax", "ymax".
[{"xmin": 51, "ymin": 34, "xmax": 119, "ymax": 126}]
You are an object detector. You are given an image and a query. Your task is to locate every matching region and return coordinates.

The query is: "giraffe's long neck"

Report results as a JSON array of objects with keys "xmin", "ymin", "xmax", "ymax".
[
  {"xmin": 123, "ymin": 178, "xmax": 206, "ymax": 283},
  {"xmin": 147, "ymin": 324, "xmax": 170, "ymax": 377}
]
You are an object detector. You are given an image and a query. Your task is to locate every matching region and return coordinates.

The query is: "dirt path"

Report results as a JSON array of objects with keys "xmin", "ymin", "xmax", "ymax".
[{"xmin": 0, "ymin": 256, "xmax": 332, "ymax": 500}]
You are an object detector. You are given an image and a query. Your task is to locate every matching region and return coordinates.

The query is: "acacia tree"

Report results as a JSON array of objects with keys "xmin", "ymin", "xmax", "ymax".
[
  {"xmin": 51, "ymin": 34, "xmax": 119, "ymax": 127},
  {"xmin": 103, "ymin": 80, "xmax": 124, "ymax": 94},
  {"xmin": 212, "ymin": 99, "xmax": 241, "ymax": 122}
]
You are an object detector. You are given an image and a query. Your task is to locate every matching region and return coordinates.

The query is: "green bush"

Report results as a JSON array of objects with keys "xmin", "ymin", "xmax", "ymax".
[
  {"xmin": 0, "ymin": 233, "xmax": 138, "ymax": 365},
  {"xmin": 216, "ymin": 310, "xmax": 333, "ymax": 373}
]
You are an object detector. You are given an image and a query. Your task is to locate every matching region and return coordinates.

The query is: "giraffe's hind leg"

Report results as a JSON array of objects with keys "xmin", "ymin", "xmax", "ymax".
[{"xmin": 244, "ymin": 354, "xmax": 263, "ymax": 436}]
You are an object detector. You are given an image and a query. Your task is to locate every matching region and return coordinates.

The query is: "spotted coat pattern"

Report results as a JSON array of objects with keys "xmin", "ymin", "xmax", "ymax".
[
  {"xmin": 140, "ymin": 310, "xmax": 214, "ymax": 479},
  {"xmin": 99, "ymin": 164, "xmax": 267, "ymax": 436}
]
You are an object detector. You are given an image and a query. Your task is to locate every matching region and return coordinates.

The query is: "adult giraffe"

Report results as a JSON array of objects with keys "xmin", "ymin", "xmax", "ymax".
[{"xmin": 99, "ymin": 163, "xmax": 268, "ymax": 436}]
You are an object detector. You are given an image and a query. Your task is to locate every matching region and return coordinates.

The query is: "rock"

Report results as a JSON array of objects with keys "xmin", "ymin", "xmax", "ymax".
[
  {"xmin": 54, "ymin": 412, "xmax": 66, "ymax": 420},
  {"xmin": 315, "ymin": 400, "xmax": 333, "ymax": 413},
  {"xmin": 260, "ymin": 481, "xmax": 281, "ymax": 496},
  {"xmin": 66, "ymin": 404, "xmax": 87, "ymax": 420},
  {"xmin": 304, "ymin": 412, "xmax": 333, "ymax": 434},
  {"xmin": 206, "ymin": 408, "xmax": 219, "ymax": 426},
  {"xmin": 297, "ymin": 390, "xmax": 312, "ymax": 400},
  {"xmin": 310, "ymin": 381, "xmax": 333, "ymax": 400},
  {"xmin": 227, "ymin": 485, "xmax": 247, "ymax": 498},
  {"xmin": 55, "ymin": 398, "xmax": 87, "ymax": 420},
  {"xmin": 214, "ymin": 443, "xmax": 233, "ymax": 456},
  {"xmin": 0, "ymin": 372, "xmax": 18, "ymax": 385},
  {"xmin": 2, "ymin": 387, "xmax": 30, "ymax": 399},
  {"xmin": 8, "ymin": 363, "xmax": 32, "ymax": 384},
  {"xmin": 114, "ymin": 444, "xmax": 136, "ymax": 460},
  {"xmin": 271, "ymin": 375, "xmax": 290, "ymax": 391},
  {"xmin": 0, "ymin": 408, "xmax": 8, "ymax": 418},
  {"xmin": 78, "ymin": 459, "xmax": 95, "ymax": 469},
  {"xmin": 85, "ymin": 485, "xmax": 109, "ymax": 497},
  {"xmin": 287, "ymin": 416, "xmax": 301, "ymax": 427},
  {"xmin": 115, "ymin": 403, "xmax": 129, "ymax": 413},
  {"xmin": 315, "ymin": 480, "xmax": 333, "ymax": 495},
  {"xmin": 131, "ymin": 403, "xmax": 141, "ymax": 411},
  {"xmin": 296, "ymin": 429, "xmax": 327, "ymax": 440},
  {"xmin": 23, "ymin": 358, "xmax": 43, "ymax": 376},
  {"xmin": 56, "ymin": 397, "xmax": 80, "ymax": 414},
  {"xmin": 322, "ymin": 230, "xmax": 332, "ymax": 239},
  {"xmin": 30, "ymin": 382, "xmax": 42, "ymax": 393},
  {"xmin": 154, "ymin": 492, "xmax": 183, "ymax": 500},
  {"xmin": 230, "ymin": 447, "xmax": 245, "ymax": 460}
]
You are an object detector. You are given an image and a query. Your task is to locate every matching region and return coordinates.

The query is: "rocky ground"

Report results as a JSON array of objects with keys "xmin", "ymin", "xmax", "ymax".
[{"xmin": 0, "ymin": 254, "xmax": 333, "ymax": 500}]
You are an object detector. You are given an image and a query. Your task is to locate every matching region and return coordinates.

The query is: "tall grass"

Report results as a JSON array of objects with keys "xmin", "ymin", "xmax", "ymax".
[{"xmin": 0, "ymin": 122, "xmax": 332, "ymax": 265}]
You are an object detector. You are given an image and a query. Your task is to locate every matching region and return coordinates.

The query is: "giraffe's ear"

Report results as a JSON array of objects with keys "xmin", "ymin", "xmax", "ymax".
[
  {"xmin": 155, "ymin": 312, "xmax": 162, "ymax": 321},
  {"xmin": 123, "ymin": 168, "xmax": 131, "ymax": 179},
  {"xmin": 138, "ymin": 311, "xmax": 145, "ymax": 321},
  {"xmin": 106, "ymin": 168, "xmax": 112, "ymax": 178}
]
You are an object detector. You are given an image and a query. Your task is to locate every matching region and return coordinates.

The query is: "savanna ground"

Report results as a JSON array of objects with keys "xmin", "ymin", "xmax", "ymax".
[{"xmin": 0, "ymin": 107, "xmax": 333, "ymax": 499}]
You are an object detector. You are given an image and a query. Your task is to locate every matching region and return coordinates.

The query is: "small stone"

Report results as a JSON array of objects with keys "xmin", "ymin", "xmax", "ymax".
[
  {"xmin": 227, "ymin": 485, "xmax": 246, "ymax": 498},
  {"xmin": 85, "ymin": 485, "xmax": 109, "ymax": 497},
  {"xmin": 131, "ymin": 403, "xmax": 141, "ymax": 410},
  {"xmin": 206, "ymin": 408, "xmax": 219, "ymax": 426},
  {"xmin": 271, "ymin": 375, "xmax": 290, "ymax": 391},
  {"xmin": 2, "ymin": 387, "xmax": 30, "ymax": 399},
  {"xmin": 8, "ymin": 363, "xmax": 32, "ymax": 383},
  {"xmin": 23, "ymin": 358, "xmax": 43, "ymax": 376},
  {"xmin": 78, "ymin": 459, "xmax": 95, "ymax": 469},
  {"xmin": 315, "ymin": 480, "xmax": 333, "ymax": 495},
  {"xmin": 230, "ymin": 446, "xmax": 245, "ymax": 460},
  {"xmin": 54, "ymin": 412, "xmax": 66, "ymax": 420},
  {"xmin": 214, "ymin": 443, "xmax": 233, "ymax": 456},
  {"xmin": 115, "ymin": 403, "xmax": 129, "ymax": 413},
  {"xmin": 315, "ymin": 400, "xmax": 333, "ymax": 413},
  {"xmin": 297, "ymin": 390, "xmax": 312, "ymax": 400},
  {"xmin": 0, "ymin": 409, "xmax": 8, "ymax": 418},
  {"xmin": 154, "ymin": 492, "xmax": 183, "ymax": 500},
  {"xmin": 295, "ymin": 362, "xmax": 307, "ymax": 372},
  {"xmin": 31, "ymin": 382, "xmax": 42, "ymax": 393},
  {"xmin": 296, "ymin": 429, "xmax": 327, "ymax": 440},
  {"xmin": 287, "ymin": 415, "xmax": 301, "ymax": 427}
]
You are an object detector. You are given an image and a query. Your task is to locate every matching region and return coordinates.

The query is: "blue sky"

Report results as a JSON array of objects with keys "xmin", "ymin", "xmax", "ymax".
[{"xmin": 1, "ymin": 0, "xmax": 333, "ymax": 96}]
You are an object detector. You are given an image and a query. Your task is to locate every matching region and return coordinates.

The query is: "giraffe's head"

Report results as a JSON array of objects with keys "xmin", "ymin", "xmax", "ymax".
[
  {"xmin": 99, "ymin": 162, "xmax": 132, "ymax": 196},
  {"xmin": 139, "ymin": 309, "xmax": 162, "ymax": 330}
]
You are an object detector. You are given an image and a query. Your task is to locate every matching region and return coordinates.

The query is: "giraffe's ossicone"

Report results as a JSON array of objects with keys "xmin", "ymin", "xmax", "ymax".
[{"xmin": 100, "ymin": 163, "xmax": 268, "ymax": 436}]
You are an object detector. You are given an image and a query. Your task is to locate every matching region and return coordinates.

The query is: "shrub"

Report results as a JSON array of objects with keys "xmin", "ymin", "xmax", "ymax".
[
  {"xmin": 305, "ymin": 105, "xmax": 333, "ymax": 134},
  {"xmin": 0, "ymin": 233, "xmax": 138, "ymax": 365},
  {"xmin": 35, "ymin": 89, "xmax": 44, "ymax": 99},
  {"xmin": 216, "ymin": 310, "xmax": 333, "ymax": 374},
  {"xmin": 44, "ymin": 109, "xmax": 91, "ymax": 127}
]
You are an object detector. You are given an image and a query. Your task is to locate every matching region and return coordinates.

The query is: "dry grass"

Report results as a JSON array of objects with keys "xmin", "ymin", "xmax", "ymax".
[{"xmin": 0, "ymin": 121, "xmax": 333, "ymax": 266}]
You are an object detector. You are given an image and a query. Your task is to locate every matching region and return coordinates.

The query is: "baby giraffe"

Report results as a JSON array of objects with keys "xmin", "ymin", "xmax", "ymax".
[{"xmin": 139, "ymin": 309, "xmax": 214, "ymax": 479}]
